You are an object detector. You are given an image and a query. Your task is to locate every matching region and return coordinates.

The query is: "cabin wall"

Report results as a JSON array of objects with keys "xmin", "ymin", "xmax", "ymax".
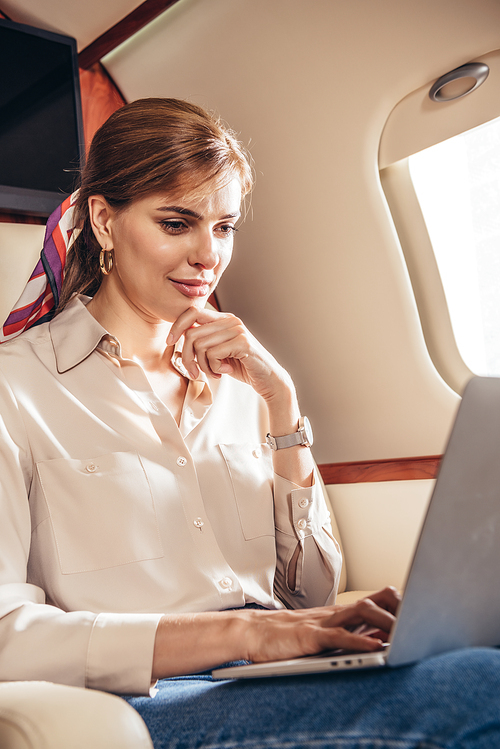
[{"xmin": 102, "ymin": 0, "xmax": 500, "ymax": 469}]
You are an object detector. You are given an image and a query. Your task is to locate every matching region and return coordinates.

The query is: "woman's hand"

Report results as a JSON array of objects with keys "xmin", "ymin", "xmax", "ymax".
[
  {"xmin": 152, "ymin": 588, "xmax": 401, "ymax": 679},
  {"xmin": 167, "ymin": 307, "xmax": 293, "ymax": 404},
  {"xmin": 242, "ymin": 587, "xmax": 401, "ymax": 664},
  {"xmin": 166, "ymin": 306, "xmax": 314, "ymax": 492}
]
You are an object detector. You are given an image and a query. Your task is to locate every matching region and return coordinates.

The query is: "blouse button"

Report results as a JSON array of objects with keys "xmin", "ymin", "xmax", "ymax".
[
  {"xmin": 298, "ymin": 498, "xmax": 309, "ymax": 509},
  {"xmin": 193, "ymin": 518, "xmax": 204, "ymax": 530},
  {"xmin": 176, "ymin": 456, "xmax": 188, "ymax": 467},
  {"xmin": 86, "ymin": 463, "xmax": 97, "ymax": 473},
  {"xmin": 297, "ymin": 518, "xmax": 307, "ymax": 531},
  {"xmin": 252, "ymin": 448, "xmax": 262, "ymax": 459},
  {"xmin": 219, "ymin": 577, "xmax": 233, "ymax": 590}
]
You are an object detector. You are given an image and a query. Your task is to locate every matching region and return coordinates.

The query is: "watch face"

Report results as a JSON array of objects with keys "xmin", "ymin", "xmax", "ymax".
[{"xmin": 302, "ymin": 416, "xmax": 314, "ymax": 446}]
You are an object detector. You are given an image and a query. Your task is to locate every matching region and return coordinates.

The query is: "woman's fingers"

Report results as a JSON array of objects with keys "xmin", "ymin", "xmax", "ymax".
[
  {"xmin": 244, "ymin": 612, "xmax": 384, "ymax": 664},
  {"xmin": 167, "ymin": 307, "xmax": 275, "ymax": 386},
  {"xmin": 167, "ymin": 307, "xmax": 225, "ymax": 345},
  {"xmin": 253, "ymin": 629, "xmax": 384, "ymax": 664},
  {"xmin": 364, "ymin": 586, "xmax": 402, "ymax": 615},
  {"xmin": 182, "ymin": 321, "xmax": 249, "ymax": 379},
  {"xmin": 167, "ymin": 308, "xmax": 244, "ymax": 376},
  {"xmin": 320, "ymin": 629, "xmax": 385, "ymax": 654},
  {"xmin": 330, "ymin": 597, "xmax": 397, "ymax": 636}
]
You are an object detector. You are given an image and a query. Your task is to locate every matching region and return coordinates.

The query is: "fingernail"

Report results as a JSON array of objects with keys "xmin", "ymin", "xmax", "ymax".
[{"xmin": 166, "ymin": 332, "xmax": 174, "ymax": 345}]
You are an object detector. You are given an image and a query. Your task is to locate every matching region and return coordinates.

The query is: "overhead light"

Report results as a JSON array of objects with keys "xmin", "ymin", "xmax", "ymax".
[{"xmin": 429, "ymin": 62, "xmax": 489, "ymax": 102}]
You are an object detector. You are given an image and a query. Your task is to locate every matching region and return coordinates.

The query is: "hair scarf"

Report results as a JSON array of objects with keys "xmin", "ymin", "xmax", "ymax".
[{"xmin": 0, "ymin": 191, "xmax": 79, "ymax": 343}]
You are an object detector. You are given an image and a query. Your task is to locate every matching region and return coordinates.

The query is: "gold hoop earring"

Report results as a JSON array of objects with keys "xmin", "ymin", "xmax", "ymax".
[{"xmin": 99, "ymin": 248, "xmax": 114, "ymax": 275}]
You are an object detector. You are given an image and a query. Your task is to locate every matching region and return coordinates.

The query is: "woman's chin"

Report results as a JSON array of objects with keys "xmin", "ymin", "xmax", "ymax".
[
  {"xmin": 159, "ymin": 297, "xmax": 208, "ymax": 323},
  {"xmin": 182, "ymin": 297, "xmax": 209, "ymax": 313}
]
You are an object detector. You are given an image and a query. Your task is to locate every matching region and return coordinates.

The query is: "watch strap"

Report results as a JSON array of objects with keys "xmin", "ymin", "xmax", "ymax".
[
  {"xmin": 266, "ymin": 431, "xmax": 305, "ymax": 450},
  {"xmin": 266, "ymin": 417, "xmax": 313, "ymax": 450}
]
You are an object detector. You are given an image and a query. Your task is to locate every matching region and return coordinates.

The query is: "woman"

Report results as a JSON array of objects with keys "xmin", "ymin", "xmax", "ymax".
[{"xmin": 0, "ymin": 98, "xmax": 499, "ymax": 748}]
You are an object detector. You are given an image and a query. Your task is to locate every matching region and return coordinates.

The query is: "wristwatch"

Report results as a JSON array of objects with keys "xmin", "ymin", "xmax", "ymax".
[{"xmin": 266, "ymin": 416, "xmax": 314, "ymax": 450}]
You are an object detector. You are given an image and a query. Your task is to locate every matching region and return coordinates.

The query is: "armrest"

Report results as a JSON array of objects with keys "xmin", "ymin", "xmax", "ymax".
[{"xmin": 0, "ymin": 681, "xmax": 153, "ymax": 749}]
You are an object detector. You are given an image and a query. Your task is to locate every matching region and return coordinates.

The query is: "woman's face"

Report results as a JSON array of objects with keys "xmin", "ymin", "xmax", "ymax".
[{"xmin": 96, "ymin": 177, "xmax": 242, "ymax": 324}]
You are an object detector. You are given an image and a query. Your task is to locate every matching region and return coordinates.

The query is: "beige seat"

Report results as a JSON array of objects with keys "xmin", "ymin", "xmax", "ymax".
[
  {"xmin": 315, "ymin": 472, "xmax": 375, "ymax": 605},
  {"xmin": 0, "ymin": 681, "xmax": 153, "ymax": 749}
]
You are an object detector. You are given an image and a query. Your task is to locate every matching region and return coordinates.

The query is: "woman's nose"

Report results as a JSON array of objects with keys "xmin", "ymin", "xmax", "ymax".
[{"xmin": 190, "ymin": 231, "xmax": 220, "ymax": 269}]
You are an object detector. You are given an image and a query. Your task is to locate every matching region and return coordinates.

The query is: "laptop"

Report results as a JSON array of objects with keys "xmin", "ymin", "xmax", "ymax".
[{"xmin": 213, "ymin": 376, "xmax": 500, "ymax": 680}]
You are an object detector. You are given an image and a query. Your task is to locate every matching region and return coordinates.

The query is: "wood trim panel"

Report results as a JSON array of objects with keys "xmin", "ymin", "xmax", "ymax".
[
  {"xmin": 318, "ymin": 455, "xmax": 442, "ymax": 484},
  {"xmin": 0, "ymin": 213, "xmax": 46, "ymax": 225},
  {"xmin": 78, "ymin": 0, "xmax": 181, "ymax": 69}
]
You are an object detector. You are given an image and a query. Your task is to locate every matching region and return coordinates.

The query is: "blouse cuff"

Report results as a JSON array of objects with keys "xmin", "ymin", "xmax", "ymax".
[
  {"xmin": 86, "ymin": 612, "xmax": 163, "ymax": 695},
  {"xmin": 273, "ymin": 471, "xmax": 330, "ymax": 540}
]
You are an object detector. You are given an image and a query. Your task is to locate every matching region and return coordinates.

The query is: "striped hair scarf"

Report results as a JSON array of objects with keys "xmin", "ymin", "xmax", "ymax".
[{"xmin": 1, "ymin": 192, "xmax": 79, "ymax": 343}]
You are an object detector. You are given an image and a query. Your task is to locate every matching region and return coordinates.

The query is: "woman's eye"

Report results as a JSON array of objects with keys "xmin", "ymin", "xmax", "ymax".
[
  {"xmin": 160, "ymin": 220, "xmax": 187, "ymax": 234},
  {"xmin": 216, "ymin": 224, "xmax": 238, "ymax": 237}
]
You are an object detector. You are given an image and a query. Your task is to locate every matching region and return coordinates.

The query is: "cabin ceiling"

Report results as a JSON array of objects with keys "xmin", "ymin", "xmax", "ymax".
[{"xmin": 0, "ymin": 0, "xmax": 141, "ymax": 50}]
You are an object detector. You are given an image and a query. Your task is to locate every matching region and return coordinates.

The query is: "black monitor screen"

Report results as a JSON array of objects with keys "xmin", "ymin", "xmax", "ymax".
[{"xmin": 0, "ymin": 18, "xmax": 84, "ymax": 216}]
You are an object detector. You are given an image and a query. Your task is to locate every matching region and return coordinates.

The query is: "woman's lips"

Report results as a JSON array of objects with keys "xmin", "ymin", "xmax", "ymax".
[{"xmin": 169, "ymin": 279, "xmax": 212, "ymax": 297}]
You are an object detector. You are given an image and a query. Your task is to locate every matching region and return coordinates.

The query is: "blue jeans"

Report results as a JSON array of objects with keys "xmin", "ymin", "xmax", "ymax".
[{"xmin": 124, "ymin": 647, "xmax": 500, "ymax": 748}]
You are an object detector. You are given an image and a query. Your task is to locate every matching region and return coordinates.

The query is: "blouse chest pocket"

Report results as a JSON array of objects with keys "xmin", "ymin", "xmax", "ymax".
[
  {"xmin": 36, "ymin": 451, "xmax": 163, "ymax": 574},
  {"xmin": 219, "ymin": 443, "xmax": 275, "ymax": 540}
]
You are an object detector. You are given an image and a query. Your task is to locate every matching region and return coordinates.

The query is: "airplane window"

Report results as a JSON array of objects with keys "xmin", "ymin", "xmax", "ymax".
[{"xmin": 409, "ymin": 116, "xmax": 500, "ymax": 377}]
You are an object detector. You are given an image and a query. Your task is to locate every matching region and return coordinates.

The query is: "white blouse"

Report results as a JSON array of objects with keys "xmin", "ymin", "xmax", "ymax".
[{"xmin": 0, "ymin": 295, "xmax": 342, "ymax": 694}]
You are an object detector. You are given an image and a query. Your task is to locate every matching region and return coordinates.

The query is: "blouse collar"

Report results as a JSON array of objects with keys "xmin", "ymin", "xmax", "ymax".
[{"xmin": 50, "ymin": 295, "xmax": 205, "ymax": 386}]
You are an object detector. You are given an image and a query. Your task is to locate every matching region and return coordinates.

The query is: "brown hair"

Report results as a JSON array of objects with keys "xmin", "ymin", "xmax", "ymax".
[{"xmin": 58, "ymin": 98, "xmax": 253, "ymax": 311}]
